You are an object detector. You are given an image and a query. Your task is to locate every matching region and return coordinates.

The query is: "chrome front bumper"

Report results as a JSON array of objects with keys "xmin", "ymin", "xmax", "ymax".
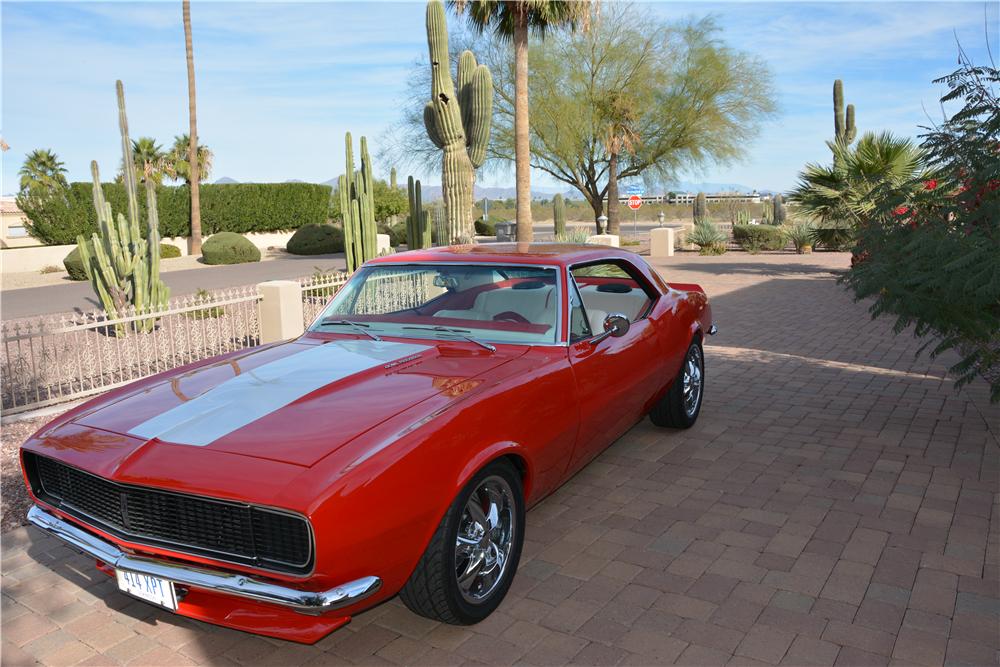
[{"xmin": 27, "ymin": 505, "xmax": 381, "ymax": 616}]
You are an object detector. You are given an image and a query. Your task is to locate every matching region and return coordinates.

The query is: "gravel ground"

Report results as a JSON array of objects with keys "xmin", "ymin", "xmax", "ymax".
[{"xmin": 1, "ymin": 413, "xmax": 60, "ymax": 533}]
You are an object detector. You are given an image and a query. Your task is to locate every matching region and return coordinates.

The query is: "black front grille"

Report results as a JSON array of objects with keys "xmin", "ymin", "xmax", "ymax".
[{"xmin": 27, "ymin": 453, "xmax": 312, "ymax": 574}]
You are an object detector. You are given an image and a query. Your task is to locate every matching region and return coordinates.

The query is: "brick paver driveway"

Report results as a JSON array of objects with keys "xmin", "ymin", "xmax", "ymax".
[{"xmin": 3, "ymin": 252, "xmax": 997, "ymax": 666}]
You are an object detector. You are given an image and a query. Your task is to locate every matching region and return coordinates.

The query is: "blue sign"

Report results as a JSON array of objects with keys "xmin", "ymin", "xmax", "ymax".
[{"xmin": 624, "ymin": 184, "xmax": 645, "ymax": 196}]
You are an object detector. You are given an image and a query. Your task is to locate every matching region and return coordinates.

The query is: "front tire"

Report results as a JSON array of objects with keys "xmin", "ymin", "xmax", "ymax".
[
  {"xmin": 400, "ymin": 459, "xmax": 524, "ymax": 625},
  {"xmin": 650, "ymin": 340, "xmax": 704, "ymax": 429}
]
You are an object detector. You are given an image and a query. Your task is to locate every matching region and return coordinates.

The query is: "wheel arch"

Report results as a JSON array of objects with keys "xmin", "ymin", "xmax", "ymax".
[{"xmin": 454, "ymin": 442, "xmax": 535, "ymax": 503}]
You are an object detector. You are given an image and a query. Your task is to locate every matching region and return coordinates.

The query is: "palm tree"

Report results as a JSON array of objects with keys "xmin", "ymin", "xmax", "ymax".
[
  {"xmin": 449, "ymin": 0, "xmax": 591, "ymax": 242},
  {"xmin": 598, "ymin": 91, "xmax": 641, "ymax": 236},
  {"xmin": 166, "ymin": 134, "xmax": 213, "ymax": 184},
  {"xmin": 790, "ymin": 131, "xmax": 932, "ymax": 228},
  {"xmin": 183, "ymin": 0, "xmax": 202, "ymax": 255},
  {"xmin": 19, "ymin": 149, "xmax": 68, "ymax": 192},
  {"xmin": 127, "ymin": 137, "xmax": 168, "ymax": 185}
]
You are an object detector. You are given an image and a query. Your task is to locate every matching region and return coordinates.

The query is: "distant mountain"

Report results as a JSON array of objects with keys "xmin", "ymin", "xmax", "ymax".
[{"xmin": 214, "ymin": 176, "xmax": 239, "ymax": 184}]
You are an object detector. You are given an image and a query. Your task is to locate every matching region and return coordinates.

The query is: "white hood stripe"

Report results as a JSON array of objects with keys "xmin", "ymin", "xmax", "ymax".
[{"xmin": 129, "ymin": 340, "xmax": 428, "ymax": 447}]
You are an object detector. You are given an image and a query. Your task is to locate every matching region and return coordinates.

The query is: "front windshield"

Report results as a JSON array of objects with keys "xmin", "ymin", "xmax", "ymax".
[{"xmin": 310, "ymin": 264, "xmax": 560, "ymax": 345}]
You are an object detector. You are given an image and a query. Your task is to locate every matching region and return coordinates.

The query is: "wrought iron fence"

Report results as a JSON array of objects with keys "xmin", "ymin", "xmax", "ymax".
[
  {"xmin": 299, "ymin": 271, "xmax": 350, "ymax": 328},
  {"xmin": 2, "ymin": 285, "xmax": 262, "ymax": 415}
]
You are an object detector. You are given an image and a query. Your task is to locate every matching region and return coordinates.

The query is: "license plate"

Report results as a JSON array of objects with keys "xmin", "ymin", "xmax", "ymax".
[{"xmin": 115, "ymin": 570, "xmax": 178, "ymax": 611}]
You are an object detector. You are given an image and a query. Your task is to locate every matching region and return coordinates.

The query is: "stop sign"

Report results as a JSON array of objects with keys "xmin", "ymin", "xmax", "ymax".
[{"xmin": 627, "ymin": 195, "xmax": 643, "ymax": 210}]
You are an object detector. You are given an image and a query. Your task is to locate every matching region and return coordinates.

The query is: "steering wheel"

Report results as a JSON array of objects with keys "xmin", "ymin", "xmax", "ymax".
[{"xmin": 492, "ymin": 311, "xmax": 530, "ymax": 324}]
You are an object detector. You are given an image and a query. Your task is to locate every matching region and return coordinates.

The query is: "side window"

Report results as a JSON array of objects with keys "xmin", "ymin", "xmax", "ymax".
[
  {"xmin": 571, "ymin": 262, "xmax": 653, "ymax": 324},
  {"xmin": 568, "ymin": 279, "xmax": 592, "ymax": 342}
]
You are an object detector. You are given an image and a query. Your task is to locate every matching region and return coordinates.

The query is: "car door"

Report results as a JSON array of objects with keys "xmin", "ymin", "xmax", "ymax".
[{"xmin": 566, "ymin": 260, "xmax": 665, "ymax": 471}]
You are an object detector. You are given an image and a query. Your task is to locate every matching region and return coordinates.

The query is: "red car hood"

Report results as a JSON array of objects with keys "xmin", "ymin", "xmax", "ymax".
[{"xmin": 66, "ymin": 336, "xmax": 522, "ymax": 467}]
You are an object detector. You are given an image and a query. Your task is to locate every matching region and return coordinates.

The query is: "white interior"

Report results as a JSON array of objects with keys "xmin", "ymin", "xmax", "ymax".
[
  {"xmin": 434, "ymin": 284, "xmax": 556, "ymax": 324},
  {"xmin": 577, "ymin": 284, "xmax": 649, "ymax": 322}
]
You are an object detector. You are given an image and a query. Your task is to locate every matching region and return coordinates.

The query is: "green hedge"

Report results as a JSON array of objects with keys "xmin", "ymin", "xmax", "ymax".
[
  {"xmin": 732, "ymin": 224, "xmax": 787, "ymax": 252},
  {"xmin": 18, "ymin": 182, "xmax": 332, "ymax": 245}
]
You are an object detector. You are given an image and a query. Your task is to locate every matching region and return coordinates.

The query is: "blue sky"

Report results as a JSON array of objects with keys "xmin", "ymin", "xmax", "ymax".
[{"xmin": 2, "ymin": 1, "xmax": 997, "ymax": 195}]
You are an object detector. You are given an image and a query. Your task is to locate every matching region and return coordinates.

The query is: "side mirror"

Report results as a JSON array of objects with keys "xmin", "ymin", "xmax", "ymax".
[{"xmin": 590, "ymin": 313, "xmax": 630, "ymax": 345}]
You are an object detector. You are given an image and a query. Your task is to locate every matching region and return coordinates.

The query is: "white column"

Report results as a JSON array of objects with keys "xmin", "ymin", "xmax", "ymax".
[
  {"xmin": 258, "ymin": 280, "xmax": 304, "ymax": 343},
  {"xmin": 650, "ymin": 227, "xmax": 675, "ymax": 257},
  {"xmin": 586, "ymin": 234, "xmax": 620, "ymax": 248}
]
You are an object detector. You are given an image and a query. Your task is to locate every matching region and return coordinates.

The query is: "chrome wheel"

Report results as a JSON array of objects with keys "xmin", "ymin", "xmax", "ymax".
[
  {"xmin": 454, "ymin": 475, "xmax": 516, "ymax": 603},
  {"xmin": 682, "ymin": 346, "xmax": 703, "ymax": 417}
]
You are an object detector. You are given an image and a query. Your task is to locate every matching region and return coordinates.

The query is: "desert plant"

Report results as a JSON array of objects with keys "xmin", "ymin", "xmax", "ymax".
[
  {"xmin": 555, "ymin": 229, "xmax": 591, "ymax": 244},
  {"xmin": 693, "ymin": 192, "xmax": 707, "ymax": 221},
  {"xmin": 553, "ymin": 193, "xmax": 566, "ymax": 236},
  {"xmin": 423, "ymin": 0, "xmax": 492, "ymax": 243},
  {"xmin": 833, "ymin": 79, "xmax": 857, "ymax": 158},
  {"xmin": 732, "ymin": 224, "xmax": 785, "ymax": 253},
  {"xmin": 406, "ymin": 176, "xmax": 431, "ymax": 249},
  {"xmin": 65, "ymin": 241, "xmax": 179, "ymax": 281},
  {"xmin": 759, "ymin": 203, "xmax": 773, "ymax": 225},
  {"xmin": 791, "ymin": 131, "xmax": 931, "ymax": 230},
  {"xmin": 772, "ymin": 194, "xmax": 786, "ymax": 224},
  {"xmin": 733, "ymin": 209, "xmax": 751, "ymax": 225},
  {"xmin": 688, "ymin": 220, "xmax": 726, "ymax": 255},
  {"xmin": 201, "ymin": 232, "xmax": 261, "ymax": 265},
  {"xmin": 784, "ymin": 223, "xmax": 814, "ymax": 253},
  {"xmin": 340, "ymin": 132, "xmax": 378, "ymax": 272},
  {"xmin": 76, "ymin": 81, "xmax": 170, "ymax": 333},
  {"xmin": 39, "ymin": 265, "xmax": 61, "ymax": 274},
  {"xmin": 287, "ymin": 223, "xmax": 344, "ymax": 255}
]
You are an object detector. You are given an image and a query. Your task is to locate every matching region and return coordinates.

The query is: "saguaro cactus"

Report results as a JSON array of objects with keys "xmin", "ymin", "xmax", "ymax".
[
  {"xmin": 340, "ymin": 132, "xmax": 377, "ymax": 272},
  {"xmin": 772, "ymin": 194, "xmax": 786, "ymax": 225},
  {"xmin": 553, "ymin": 193, "xmax": 566, "ymax": 236},
  {"xmin": 407, "ymin": 175, "xmax": 431, "ymax": 249},
  {"xmin": 833, "ymin": 79, "xmax": 856, "ymax": 149},
  {"xmin": 693, "ymin": 192, "xmax": 708, "ymax": 222},
  {"xmin": 423, "ymin": 0, "xmax": 492, "ymax": 243},
  {"xmin": 77, "ymin": 80, "xmax": 169, "ymax": 334}
]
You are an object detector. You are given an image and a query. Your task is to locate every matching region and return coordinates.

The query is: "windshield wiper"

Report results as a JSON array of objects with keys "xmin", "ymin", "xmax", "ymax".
[
  {"xmin": 402, "ymin": 325, "xmax": 496, "ymax": 352},
  {"xmin": 318, "ymin": 319, "xmax": 382, "ymax": 342}
]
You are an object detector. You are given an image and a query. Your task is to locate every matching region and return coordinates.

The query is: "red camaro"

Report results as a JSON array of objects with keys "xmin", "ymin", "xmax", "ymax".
[{"xmin": 20, "ymin": 244, "xmax": 715, "ymax": 643}]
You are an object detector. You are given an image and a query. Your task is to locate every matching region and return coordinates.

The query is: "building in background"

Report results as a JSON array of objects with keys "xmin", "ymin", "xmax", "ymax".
[{"xmin": 1, "ymin": 197, "xmax": 32, "ymax": 248}]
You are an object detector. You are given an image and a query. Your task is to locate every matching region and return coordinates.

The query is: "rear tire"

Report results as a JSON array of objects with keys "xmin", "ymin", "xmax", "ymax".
[
  {"xmin": 400, "ymin": 459, "xmax": 524, "ymax": 625},
  {"xmin": 650, "ymin": 340, "xmax": 704, "ymax": 429}
]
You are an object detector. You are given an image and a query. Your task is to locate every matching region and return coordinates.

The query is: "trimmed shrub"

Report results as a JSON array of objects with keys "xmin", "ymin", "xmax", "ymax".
[
  {"xmin": 19, "ymin": 182, "xmax": 332, "ymax": 245},
  {"xmin": 64, "ymin": 241, "xmax": 181, "ymax": 280},
  {"xmin": 474, "ymin": 217, "xmax": 496, "ymax": 235},
  {"xmin": 733, "ymin": 224, "xmax": 787, "ymax": 253},
  {"xmin": 159, "ymin": 243, "xmax": 182, "ymax": 259},
  {"xmin": 378, "ymin": 221, "xmax": 407, "ymax": 248},
  {"xmin": 287, "ymin": 223, "xmax": 344, "ymax": 255},
  {"xmin": 202, "ymin": 232, "xmax": 261, "ymax": 265},
  {"xmin": 63, "ymin": 242, "xmax": 90, "ymax": 281}
]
